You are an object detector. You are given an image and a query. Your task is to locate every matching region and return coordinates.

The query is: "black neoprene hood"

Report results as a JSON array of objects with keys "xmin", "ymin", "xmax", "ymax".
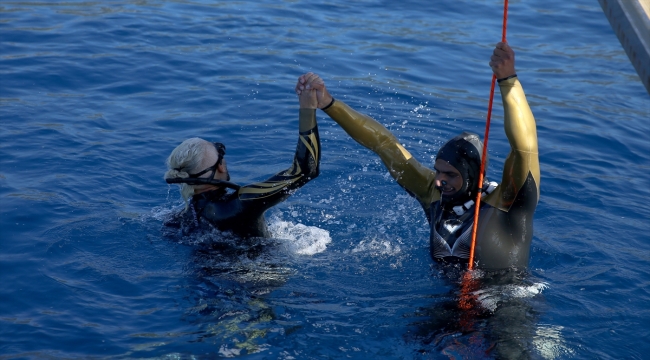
[{"xmin": 435, "ymin": 131, "xmax": 487, "ymax": 205}]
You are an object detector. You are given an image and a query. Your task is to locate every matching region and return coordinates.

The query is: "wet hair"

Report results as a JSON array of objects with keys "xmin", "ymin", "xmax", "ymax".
[
  {"xmin": 164, "ymin": 137, "xmax": 212, "ymax": 208},
  {"xmin": 435, "ymin": 131, "xmax": 488, "ymax": 205}
]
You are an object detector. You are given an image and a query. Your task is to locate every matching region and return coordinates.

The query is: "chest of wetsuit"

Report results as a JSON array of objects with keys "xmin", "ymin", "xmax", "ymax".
[
  {"xmin": 324, "ymin": 77, "xmax": 539, "ymax": 270},
  {"xmin": 169, "ymin": 108, "xmax": 321, "ymax": 239},
  {"xmin": 429, "ymin": 170, "xmax": 538, "ymax": 269}
]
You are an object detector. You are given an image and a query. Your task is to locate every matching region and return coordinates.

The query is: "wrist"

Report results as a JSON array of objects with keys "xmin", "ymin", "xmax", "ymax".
[
  {"xmin": 299, "ymin": 99, "xmax": 318, "ymax": 109},
  {"xmin": 497, "ymin": 74, "xmax": 517, "ymax": 83},
  {"xmin": 320, "ymin": 97, "xmax": 335, "ymax": 110}
]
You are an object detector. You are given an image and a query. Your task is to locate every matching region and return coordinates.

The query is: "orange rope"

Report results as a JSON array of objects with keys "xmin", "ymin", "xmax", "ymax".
[{"xmin": 468, "ymin": 0, "xmax": 509, "ymax": 270}]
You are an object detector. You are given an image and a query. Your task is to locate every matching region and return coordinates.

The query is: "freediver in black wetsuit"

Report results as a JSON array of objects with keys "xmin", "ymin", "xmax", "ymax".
[
  {"xmin": 295, "ymin": 43, "xmax": 540, "ymax": 271},
  {"xmin": 164, "ymin": 77, "xmax": 321, "ymax": 239}
]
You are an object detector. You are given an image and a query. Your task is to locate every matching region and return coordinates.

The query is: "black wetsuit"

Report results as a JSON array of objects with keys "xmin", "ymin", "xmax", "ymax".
[
  {"xmin": 323, "ymin": 77, "xmax": 540, "ymax": 270},
  {"xmin": 166, "ymin": 108, "xmax": 320, "ymax": 239}
]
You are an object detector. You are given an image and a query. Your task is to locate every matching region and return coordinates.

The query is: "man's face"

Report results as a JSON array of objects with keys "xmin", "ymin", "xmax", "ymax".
[{"xmin": 434, "ymin": 159, "xmax": 463, "ymax": 197}]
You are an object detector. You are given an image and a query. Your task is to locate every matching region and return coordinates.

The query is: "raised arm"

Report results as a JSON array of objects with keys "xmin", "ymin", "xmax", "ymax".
[
  {"xmin": 296, "ymin": 73, "xmax": 438, "ymax": 207},
  {"xmin": 237, "ymin": 86, "xmax": 321, "ymax": 209},
  {"xmin": 485, "ymin": 42, "xmax": 540, "ymax": 210}
]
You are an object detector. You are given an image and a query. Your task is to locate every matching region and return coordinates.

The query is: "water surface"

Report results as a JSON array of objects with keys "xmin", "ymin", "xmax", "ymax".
[{"xmin": 1, "ymin": 0, "xmax": 649, "ymax": 359}]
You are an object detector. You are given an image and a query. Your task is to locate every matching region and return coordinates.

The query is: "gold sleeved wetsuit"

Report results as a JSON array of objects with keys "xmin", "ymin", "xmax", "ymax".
[
  {"xmin": 324, "ymin": 77, "xmax": 539, "ymax": 270},
  {"xmin": 167, "ymin": 109, "xmax": 321, "ymax": 239}
]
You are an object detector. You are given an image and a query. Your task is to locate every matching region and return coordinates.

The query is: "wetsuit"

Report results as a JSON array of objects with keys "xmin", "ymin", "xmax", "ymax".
[
  {"xmin": 166, "ymin": 108, "xmax": 320, "ymax": 239},
  {"xmin": 323, "ymin": 77, "xmax": 539, "ymax": 270}
]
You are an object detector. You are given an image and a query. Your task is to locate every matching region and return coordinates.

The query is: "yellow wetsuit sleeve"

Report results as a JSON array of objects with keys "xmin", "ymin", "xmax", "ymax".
[
  {"xmin": 484, "ymin": 77, "xmax": 540, "ymax": 210},
  {"xmin": 324, "ymin": 100, "xmax": 439, "ymax": 206}
]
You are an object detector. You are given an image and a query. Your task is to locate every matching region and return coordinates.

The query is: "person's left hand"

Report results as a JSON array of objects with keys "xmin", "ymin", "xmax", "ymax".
[{"xmin": 489, "ymin": 42, "xmax": 516, "ymax": 79}]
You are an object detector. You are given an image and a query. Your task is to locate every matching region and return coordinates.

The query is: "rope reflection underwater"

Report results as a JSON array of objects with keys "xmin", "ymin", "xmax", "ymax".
[{"xmin": 457, "ymin": 271, "xmax": 491, "ymax": 357}]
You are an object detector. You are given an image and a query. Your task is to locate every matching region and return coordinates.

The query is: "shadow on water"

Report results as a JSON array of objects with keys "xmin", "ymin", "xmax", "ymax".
[
  {"xmin": 405, "ymin": 267, "xmax": 572, "ymax": 360},
  {"xmin": 157, "ymin": 206, "xmax": 330, "ymax": 357},
  {"xmin": 178, "ymin": 235, "xmax": 293, "ymax": 356},
  {"xmin": 33, "ymin": 206, "xmax": 310, "ymax": 358}
]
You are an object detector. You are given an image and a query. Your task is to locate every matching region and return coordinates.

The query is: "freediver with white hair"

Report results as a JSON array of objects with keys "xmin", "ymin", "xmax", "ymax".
[
  {"xmin": 164, "ymin": 81, "xmax": 321, "ymax": 239},
  {"xmin": 295, "ymin": 42, "xmax": 540, "ymax": 270}
]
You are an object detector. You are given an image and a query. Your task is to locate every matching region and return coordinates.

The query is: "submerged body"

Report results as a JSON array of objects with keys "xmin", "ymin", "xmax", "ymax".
[
  {"xmin": 165, "ymin": 109, "xmax": 321, "ymax": 238},
  {"xmin": 322, "ymin": 77, "xmax": 539, "ymax": 270}
]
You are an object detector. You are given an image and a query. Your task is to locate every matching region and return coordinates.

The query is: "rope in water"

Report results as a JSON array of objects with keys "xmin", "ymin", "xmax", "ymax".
[{"xmin": 468, "ymin": 0, "xmax": 509, "ymax": 270}]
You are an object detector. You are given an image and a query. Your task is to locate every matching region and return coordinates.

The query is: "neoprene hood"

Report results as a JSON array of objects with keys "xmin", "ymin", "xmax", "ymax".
[{"xmin": 435, "ymin": 131, "xmax": 488, "ymax": 205}]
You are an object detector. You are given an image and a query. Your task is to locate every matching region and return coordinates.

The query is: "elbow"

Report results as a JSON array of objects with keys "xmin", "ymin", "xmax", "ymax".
[
  {"xmin": 304, "ymin": 159, "xmax": 320, "ymax": 181},
  {"xmin": 310, "ymin": 166, "xmax": 320, "ymax": 180},
  {"xmin": 519, "ymin": 135, "xmax": 539, "ymax": 154},
  {"xmin": 507, "ymin": 124, "xmax": 538, "ymax": 154}
]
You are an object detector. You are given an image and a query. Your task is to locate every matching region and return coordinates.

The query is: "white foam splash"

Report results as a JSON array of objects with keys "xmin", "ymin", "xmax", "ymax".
[
  {"xmin": 348, "ymin": 237, "xmax": 402, "ymax": 257},
  {"xmin": 149, "ymin": 203, "xmax": 181, "ymax": 222},
  {"xmin": 218, "ymin": 345, "xmax": 241, "ymax": 358},
  {"xmin": 474, "ymin": 282, "xmax": 549, "ymax": 312},
  {"xmin": 268, "ymin": 219, "xmax": 331, "ymax": 256},
  {"xmin": 533, "ymin": 324, "xmax": 575, "ymax": 359}
]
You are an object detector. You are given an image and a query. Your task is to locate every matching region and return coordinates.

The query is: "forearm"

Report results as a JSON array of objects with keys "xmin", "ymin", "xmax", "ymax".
[
  {"xmin": 324, "ymin": 100, "xmax": 438, "ymax": 204},
  {"xmin": 322, "ymin": 99, "xmax": 395, "ymax": 152},
  {"xmin": 500, "ymin": 77, "xmax": 538, "ymax": 153},
  {"xmin": 299, "ymin": 108, "xmax": 317, "ymax": 133},
  {"xmin": 498, "ymin": 77, "xmax": 540, "ymax": 200},
  {"xmin": 237, "ymin": 109, "xmax": 320, "ymax": 206},
  {"xmin": 297, "ymin": 108, "xmax": 320, "ymax": 179}
]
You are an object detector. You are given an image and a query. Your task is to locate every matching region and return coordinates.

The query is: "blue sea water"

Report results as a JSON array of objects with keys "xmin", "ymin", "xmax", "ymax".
[{"xmin": 1, "ymin": 0, "xmax": 649, "ymax": 359}]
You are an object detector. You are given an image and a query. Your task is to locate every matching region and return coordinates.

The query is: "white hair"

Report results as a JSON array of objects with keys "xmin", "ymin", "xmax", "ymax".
[{"xmin": 164, "ymin": 137, "xmax": 211, "ymax": 208}]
